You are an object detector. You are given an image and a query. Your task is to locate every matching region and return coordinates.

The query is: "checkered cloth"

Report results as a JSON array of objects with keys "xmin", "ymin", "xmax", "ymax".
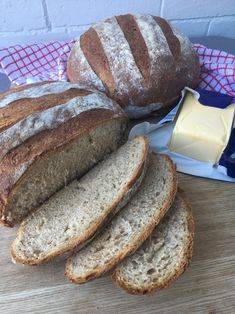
[
  {"xmin": 193, "ymin": 44, "xmax": 235, "ymax": 97},
  {"xmin": 0, "ymin": 40, "xmax": 234, "ymax": 98},
  {"xmin": 0, "ymin": 40, "xmax": 75, "ymax": 83}
]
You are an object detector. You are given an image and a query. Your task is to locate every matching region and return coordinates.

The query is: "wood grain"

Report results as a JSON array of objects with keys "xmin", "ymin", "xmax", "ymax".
[{"xmin": 0, "ymin": 173, "xmax": 235, "ymax": 314}]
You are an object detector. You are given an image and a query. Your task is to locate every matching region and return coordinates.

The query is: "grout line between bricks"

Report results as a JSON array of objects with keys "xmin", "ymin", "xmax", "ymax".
[
  {"xmin": 206, "ymin": 19, "xmax": 212, "ymax": 36},
  {"xmin": 169, "ymin": 14, "xmax": 235, "ymax": 22},
  {"xmin": 42, "ymin": 0, "xmax": 52, "ymax": 31},
  {"xmin": 160, "ymin": 0, "xmax": 165, "ymax": 17},
  {"xmin": 0, "ymin": 24, "xmax": 93, "ymax": 36}
]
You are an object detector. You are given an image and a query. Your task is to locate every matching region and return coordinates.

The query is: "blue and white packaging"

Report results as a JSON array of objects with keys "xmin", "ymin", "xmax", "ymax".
[{"xmin": 129, "ymin": 87, "xmax": 235, "ymax": 182}]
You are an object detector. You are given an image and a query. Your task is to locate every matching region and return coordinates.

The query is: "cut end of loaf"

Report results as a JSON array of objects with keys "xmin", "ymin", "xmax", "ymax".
[
  {"xmin": 11, "ymin": 136, "xmax": 149, "ymax": 265},
  {"xmin": 111, "ymin": 189, "xmax": 195, "ymax": 295},
  {"xmin": 1, "ymin": 116, "xmax": 128, "ymax": 227}
]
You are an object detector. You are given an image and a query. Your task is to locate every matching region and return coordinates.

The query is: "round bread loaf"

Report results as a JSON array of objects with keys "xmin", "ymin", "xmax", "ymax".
[{"xmin": 67, "ymin": 14, "xmax": 200, "ymax": 118}]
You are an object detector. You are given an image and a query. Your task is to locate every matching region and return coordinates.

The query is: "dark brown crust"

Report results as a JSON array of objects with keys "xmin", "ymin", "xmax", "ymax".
[
  {"xmin": 80, "ymin": 28, "xmax": 116, "ymax": 97},
  {"xmin": 0, "ymin": 86, "xmax": 91, "ymax": 132},
  {"xmin": 153, "ymin": 16, "xmax": 181, "ymax": 60},
  {"xmin": 65, "ymin": 153, "xmax": 178, "ymax": 284},
  {"xmin": 111, "ymin": 188, "xmax": 195, "ymax": 295},
  {"xmin": 11, "ymin": 136, "xmax": 149, "ymax": 265},
  {"xmin": 116, "ymin": 14, "xmax": 151, "ymax": 84}
]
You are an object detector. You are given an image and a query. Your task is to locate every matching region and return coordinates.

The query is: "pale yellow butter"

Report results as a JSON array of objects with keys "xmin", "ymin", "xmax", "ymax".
[{"xmin": 169, "ymin": 91, "xmax": 235, "ymax": 164}]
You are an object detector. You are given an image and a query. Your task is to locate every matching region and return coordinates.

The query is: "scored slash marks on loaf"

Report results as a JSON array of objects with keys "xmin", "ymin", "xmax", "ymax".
[
  {"xmin": 93, "ymin": 16, "xmax": 145, "ymax": 97},
  {"xmin": 68, "ymin": 14, "xmax": 200, "ymax": 117},
  {"xmin": 67, "ymin": 40, "xmax": 106, "ymax": 92},
  {"xmin": 115, "ymin": 14, "xmax": 151, "ymax": 83}
]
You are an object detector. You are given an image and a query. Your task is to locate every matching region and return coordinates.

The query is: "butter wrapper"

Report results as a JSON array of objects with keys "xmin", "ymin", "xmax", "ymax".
[{"xmin": 169, "ymin": 89, "xmax": 235, "ymax": 164}]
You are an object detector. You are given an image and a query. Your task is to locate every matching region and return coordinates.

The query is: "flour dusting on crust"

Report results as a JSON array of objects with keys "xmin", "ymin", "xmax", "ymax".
[
  {"xmin": 93, "ymin": 17, "xmax": 145, "ymax": 103},
  {"xmin": 0, "ymin": 92, "xmax": 120, "ymax": 161},
  {"xmin": 0, "ymin": 82, "xmax": 86, "ymax": 109},
  {"xmin": 134, "ymin": 14, "xmax": 172, "ymax": 66},
  {"xmin": 68, "ymin": 41, "xmax": 105, "ymax": 92}
]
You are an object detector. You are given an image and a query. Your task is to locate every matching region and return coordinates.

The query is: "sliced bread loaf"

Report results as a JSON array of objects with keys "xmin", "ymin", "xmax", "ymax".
[
  {"xmin": 0, "ymin": 82, "xmax": 128, "ymax": 227},
  {"xmin": 112, "ymin": 189, "xmax": 195, "ymax": 295},
  {"xmin": 65, "ymin": 153, "xmax": 177, "ymax": 283},
  {"xmin": 11, "ymin": 136, "xmax": 149, "ymax": 265}
]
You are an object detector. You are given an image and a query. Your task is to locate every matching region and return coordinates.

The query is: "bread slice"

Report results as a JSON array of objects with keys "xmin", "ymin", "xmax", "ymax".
[
  {"xmin": 11, "ymin": 136, "xmax": 149, "ymax": 265},
  {"xmin": 65, "ymin": 153, "xmax": 177, "ymax": 283},
  {"xmin": 112, "ymin": 189, "xmax": 195, "ymax": 295}
]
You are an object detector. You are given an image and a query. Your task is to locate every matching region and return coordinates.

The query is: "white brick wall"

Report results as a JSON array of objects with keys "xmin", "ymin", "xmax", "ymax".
[
  {"xmin": 0, "ymin": 0, "xmax": 234, "ymax": 47},
  {"xmin": 0, "ymin": 0, "xmax": 45, "ymax": 31}
]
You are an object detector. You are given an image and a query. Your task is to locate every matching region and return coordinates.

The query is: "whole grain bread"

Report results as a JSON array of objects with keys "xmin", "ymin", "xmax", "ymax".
[
  {"xmin": 67, "ymin": 14, "xmax": 200, "ymax": 118},
  {"xmin": 112, "ymin": 189, "xmax": 195, "ymax": 295},
  {"xmin": 65, "ymin": 153, "xmax": 177, "ymax": 283},
  {"xmin": 11, "ymin": 136, "xmax": 149, "ymax": 265},
  {"xmin": 0, "ymin": 81, "xmax": 128, "ymax": 227}
]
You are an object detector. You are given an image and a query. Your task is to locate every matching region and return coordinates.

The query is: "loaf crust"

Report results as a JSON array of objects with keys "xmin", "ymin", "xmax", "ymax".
[
  {"xmin": 0, "ymin": 82, "xmax": 128, "ymax": 226},
  {"xmin": 111, "ymin": 188, "xmax": 195, "ymax": 295},
  {"xmin": 67, "ymin": 14, "xmax": 200, "ymax": 117}
]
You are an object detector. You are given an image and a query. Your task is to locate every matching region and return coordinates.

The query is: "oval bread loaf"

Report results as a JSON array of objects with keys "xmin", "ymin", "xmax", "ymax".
[
  {"xmin": 0, "ymin": 81, "xmax": 128, "ymax": 227},
  {"xmin": 67, "ymin": 14, "xmax": 200, "ymax": 118}
]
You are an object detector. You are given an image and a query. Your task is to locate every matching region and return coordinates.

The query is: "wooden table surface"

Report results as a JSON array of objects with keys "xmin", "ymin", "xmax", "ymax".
[{"xmin": 0, "ymin": 172, "xmax": 235, "ymax": 314}]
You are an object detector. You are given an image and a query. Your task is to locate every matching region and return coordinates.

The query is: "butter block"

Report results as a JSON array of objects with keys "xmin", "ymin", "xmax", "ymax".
[{"xmin": 169, "ymin": 91, "xmax": 235, "ymax": 164}]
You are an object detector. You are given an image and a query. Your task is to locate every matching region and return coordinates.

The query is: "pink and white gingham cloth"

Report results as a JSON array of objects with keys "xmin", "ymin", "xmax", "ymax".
[{"xmin": 0, "ymin": 40, "xmax": 234, "ymax": 98}]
